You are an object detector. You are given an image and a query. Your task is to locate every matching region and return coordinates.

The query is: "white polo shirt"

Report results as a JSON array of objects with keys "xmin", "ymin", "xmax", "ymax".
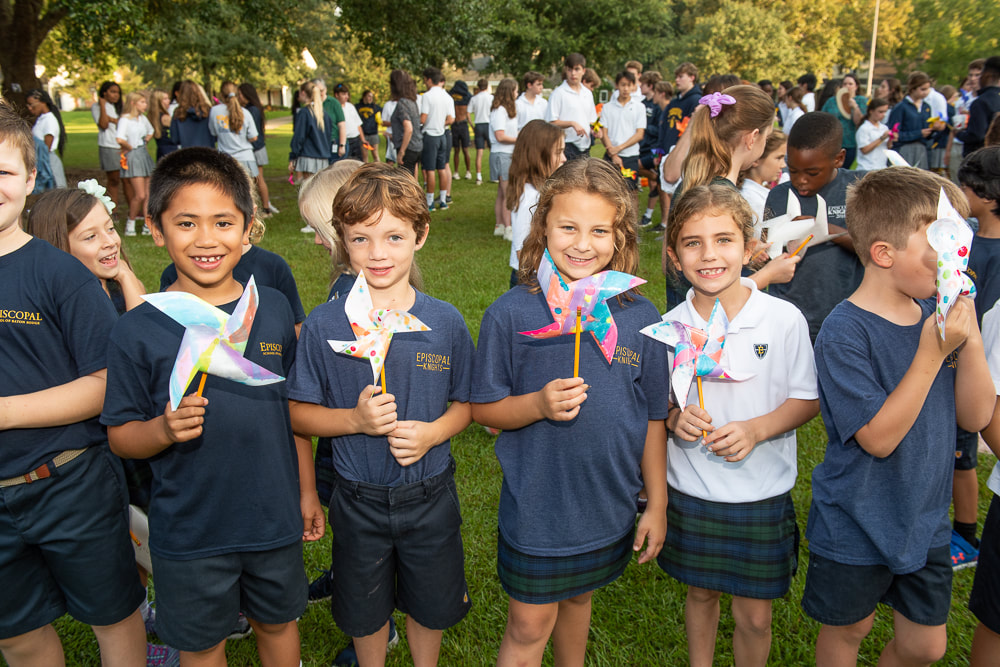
[
  {"xmin": 419, "ymin": 85, "xmax": 451, "ymax": 137},
  {"xmin": 982, "ymin": 301, "xmax": 1000, "ymax": 496},
  {"xmin": 469, "ymin": 91, "xmax": 493, "ymax": 125},
  {"xmin": 664, "ymin": 279, "xmax": 817, "ymax": 503},
  {"xmin": 545, "ymin": 80, "xmax": 597, "ymax": 151},
  {"xmin": 599, "ymin": 96, "xmax": 646, "ymax": 158},
  {"xmin": 515, "ymin": 94, "xmax": 548, "ymax": 129},
  {"xmin": 489, "ymin": 106, "xmax": 517, "ymax": 154}
]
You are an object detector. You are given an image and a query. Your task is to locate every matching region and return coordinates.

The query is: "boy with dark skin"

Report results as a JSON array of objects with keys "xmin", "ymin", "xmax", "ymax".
[{"xmin": 764, "ymin": 112, "xmax": 867, "ymax": 342}]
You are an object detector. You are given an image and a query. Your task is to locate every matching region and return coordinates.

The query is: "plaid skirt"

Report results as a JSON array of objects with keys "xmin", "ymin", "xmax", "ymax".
[
  {"xmin": 658, "ymin": 487, "xmax": 798, "ymax": 600},
  {"xmin": 121, "ymin": 146, "xmax": 154, "ymax": 178},
  {"xmin": 497, "ymin": 528, "xmax": 634, "ymax": 604}
]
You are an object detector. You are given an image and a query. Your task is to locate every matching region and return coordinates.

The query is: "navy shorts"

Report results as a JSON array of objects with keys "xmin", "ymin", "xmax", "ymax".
[
  {"xmin": 604, "ymin": 153, "xmax": 640, "ymax": 191},
  {"xmin": 970, "ymin": 494, "xmax": 1000, "ymax": 633},
  {"xmin": 802, "ymin": 545, "xmax": 952, "ymax": 626},
  {"xmin": 152, "ymin": 540, "xmax": 307, "ymax": 652},
  {"xmin": 328, "ymin": 461, "xmax": 471, "ymax": 637},
  {"xmin": 0, "ymin": 445, "xmax": 144, "ymax": 639},
  {"xmin": 474, "ymin": 123, "xmax": 491, "ymax": 150},
  {"xmin": 639, "ymin": 152, "xmax": 658, "ymax": 172},
  {"xmin": 421, "ymin": 134, "xmax": 449, "ymax": 171},
  {"xmin": 452, "ymin": 121, "xmax": 470, "ymax": 148},
  {"xmin": 955, "ymin": 427, "xmax": 979, "ymax": 470}
]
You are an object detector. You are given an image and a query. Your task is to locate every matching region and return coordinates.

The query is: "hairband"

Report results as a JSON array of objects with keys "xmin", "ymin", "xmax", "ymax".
[
  {"xmin": 77, "ymin": 179, "xmax": 116, "ymax": 215},
  {"xmin": 699, "ymin": 92, "xmax": 736, "ymax": 117}
]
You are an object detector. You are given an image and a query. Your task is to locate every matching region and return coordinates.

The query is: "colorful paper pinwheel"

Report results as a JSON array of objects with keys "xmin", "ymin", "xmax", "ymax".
[
  {"xmin": 327, "ymin": 272, "xmax": 430, "ymax": 390},
  {"xmin": 641, "ymin": 299, "xmax": 752, "ymax": 417},
  {"xmin": 621, "ymin": 167, "xmax": 636, "ymax": 179},
  {"xmin": 519, "ymin": 249, "xmax": 645, "ymax": 368},
  {"xmin": 143, "ymin": 276, "xmax": 284, "ymax": 410},
  {"xmin": 927, "ymin": 188, "xmax": 976, "ymax": 339}
]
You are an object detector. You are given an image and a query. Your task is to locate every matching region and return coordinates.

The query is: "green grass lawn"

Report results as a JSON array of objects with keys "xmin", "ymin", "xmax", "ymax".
[{"xmin": 22, "ymin": 110, "xmax": 996, "ymax": 666}]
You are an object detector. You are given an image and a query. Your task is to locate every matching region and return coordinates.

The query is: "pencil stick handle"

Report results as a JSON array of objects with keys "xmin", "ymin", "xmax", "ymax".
[
  {"xmin": 696, "ymin": 376, "xmax": 707, "ymax": 439},
  {"xmin": 573, "ymin": 307, "xmax": 582, "ymax": 378},
  {"xmin": 380, "ymin": 365, "xmax": 387, "ymax": 395},
  {"xmin": 196, "ymin": 372, "xmax": 207, "ymax": 398}
]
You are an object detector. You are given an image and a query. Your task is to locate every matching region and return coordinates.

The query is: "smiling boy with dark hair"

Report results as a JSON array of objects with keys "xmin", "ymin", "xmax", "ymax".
[{"xmin": 102, "ymin": 147, "xmax": 323, "ymax": 666}]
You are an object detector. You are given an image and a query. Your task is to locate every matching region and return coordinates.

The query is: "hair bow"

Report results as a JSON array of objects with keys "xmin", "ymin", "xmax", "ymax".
[
  {"xmin": 698, "ymin": 92, "xmax": 736, "ymax": 118},
  {"xmin": 77, "ymin": 179, "xmax": 116, "ymax": 215}
]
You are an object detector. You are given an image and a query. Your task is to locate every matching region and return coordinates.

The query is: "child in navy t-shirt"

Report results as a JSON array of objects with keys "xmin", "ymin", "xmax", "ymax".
[
  {"xmin": 802, "ymin": 168, "xmax": 994, "ymax": 663},
  {"xmin": 101, "ymin": 148, "xmax": 322, "ymax": 663},
  {"xmin": 288, "ymin": 163, "xmax": 473, "ymax": 663}
]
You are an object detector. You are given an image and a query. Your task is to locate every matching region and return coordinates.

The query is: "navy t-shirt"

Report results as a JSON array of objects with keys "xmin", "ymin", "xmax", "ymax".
[
  {"xmin": 967, "ymin": 234, "xmax": 1000, "ymax": 326},
  {"xmin": 0, "ymin": 239, "xmax": 118, "ymax": 478},
  {"xmin": 472, "ymin": 286, "xmax": 670, "ymax": 556},
  {"xmin": 357, "ymin": 102, "xmax": 382, "ymax": 136},
  {"xmin": 807, "ymin": 299, "xmax": 956, "ymax": 573},
  {"xmin": 288, "ymin": 290, "xmax": 473, "ymax": 488},
  {"xmin": 160, "ymin": 245, "xmax": 306, "ymax": 324},
  {"xmin": 765, "ymin": 169, "xmax": 866, "ymax": 342},
  {"xmin": 101, "ymin": 286, "xmax": 302, "ymax": 559}
]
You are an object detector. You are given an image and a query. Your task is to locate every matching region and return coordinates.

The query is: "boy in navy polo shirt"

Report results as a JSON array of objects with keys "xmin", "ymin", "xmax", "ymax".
[
  {"xmin": 289, "ymin": 162, "xmax": 473, "ymax": 666},
  {"xmin": 803, "ymin": 168, "xmax": 994, "ymax": 664},
  {"xmin": 0, "ymin": 101, "xmax": 146, "ymax": 666},
  {"xmin": 101, "ymin": 148, "xmax": 323, "ymax": 666}
]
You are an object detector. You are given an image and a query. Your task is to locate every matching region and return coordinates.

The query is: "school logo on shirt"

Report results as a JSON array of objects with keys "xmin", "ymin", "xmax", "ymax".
[
  {"xmin": 259, "ymin": 342, "xmax": 282, "ymax": 356},
  {"xmin": 0, "ymin": 308, "xmax": 43, "ymax": 326},
  {"xmin": 415, "ymin": 351, "xmax": 450, "ymax": 372},
  {"xmin": 829, "ymin": 204, "xmax": 846, "ymax": 220},
  {"xmin": 612, "ymin": 345, "xmax": 640, "ymax": 367},
  {"xmin": 753, "ymin": 343, "xmax": 768, "ymax": 359}
]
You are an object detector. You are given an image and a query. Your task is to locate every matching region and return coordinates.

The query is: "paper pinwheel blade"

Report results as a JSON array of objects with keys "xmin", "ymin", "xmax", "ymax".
[
  {"xmin": 327, "ymin": 272, "xmax": 431, "ymax": 384},
  {"xmin": 143, "ymin": 276, "xmax": 285, "ymax": 410},
  {"xmin": 886, "ymin": 150, "xmax": 909, "ymax": 167},
  {"xmin": 927, "ymin": 188, "xmax": 976, "ymax": 339},
  {"xmin": 761, "ymin": 191, "xmax": 811, "ymax": 259},
  {"xmin": 518, "ymin": 249, "xmax": 645, "ymax": 364},
  {"xmin": 641, "ymin": 299, "xmax": 753, "ymax": 410}
]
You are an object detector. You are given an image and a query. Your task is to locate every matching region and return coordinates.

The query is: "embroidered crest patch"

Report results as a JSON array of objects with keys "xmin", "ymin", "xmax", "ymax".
[{"xmin": 753, "ymin": 343, "xmax": 768, "ymax": 359}]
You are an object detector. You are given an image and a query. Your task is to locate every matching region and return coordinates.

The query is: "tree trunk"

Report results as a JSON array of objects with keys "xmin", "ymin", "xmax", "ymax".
[{"xmin": 0, "ymin": 0, "xmax": 67, "ymax": 113}]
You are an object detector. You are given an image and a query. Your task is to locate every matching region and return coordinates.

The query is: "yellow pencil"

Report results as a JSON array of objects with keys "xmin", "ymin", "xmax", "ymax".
[
  {"xmin": 195, "ymin": 372, "xmax": 207, "ymax": 397},
  {"xmin": 380, "ymin": 365, "xmax": 387, "ymax": 395},
  {"xmin": 573, "ymin": 307, "xmax": 582, "ymax": 378},
  {"xmin": 790, "ymin": 234, "xmax": 814, "ymax": 258},
  {"xmin": 696, "ymin": 376, "xmax": 707, "ymax": 439}
]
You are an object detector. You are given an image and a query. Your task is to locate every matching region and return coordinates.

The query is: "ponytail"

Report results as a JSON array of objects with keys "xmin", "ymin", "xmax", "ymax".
[
  {"xmin": 220, "ymin": 81, "xmax": 243, "ymax": 133},
  {"xmin": 682, "ymin": 84, "xmax": 775, "ymax": 189}
]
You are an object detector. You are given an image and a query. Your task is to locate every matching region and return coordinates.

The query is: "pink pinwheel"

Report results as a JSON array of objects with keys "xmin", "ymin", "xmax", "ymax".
[
  {"xmin": 519, "ymin": 249, "xmax": 645, "ymax": 366},
  {"xmin": 641, "ymin": 299, "xmax": 752, "ymax": 412},
  {"xmin": 327, "ymin": 272, "xmax": 430, "ymax": 389},
  {"xmin": 143, "ymin": 276, "xmax": 284, "ymax": 410},
  {"xmin": 698, "ymin": 92, "xmax": 736, "ymax": 117},
  {"xmin": 927, "ymin": 188, "xmax": 976, "ymax": 339}
]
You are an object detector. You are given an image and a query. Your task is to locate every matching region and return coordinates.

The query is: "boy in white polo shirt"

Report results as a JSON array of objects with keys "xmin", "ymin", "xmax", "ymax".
[
  {"xmin": 600, "ymin": 71, "xmax": 646, "ymax": 212},
  {"xmin": 420, "ymin": 67, "xmax": 454, "ymax": 211},
  {"xmin": 515, "ymin": 71, "xmax": 548, "ymax": 129},
  {"xmin": 545, "ymin": 53, "xmax": 598, "ymax": 161}
]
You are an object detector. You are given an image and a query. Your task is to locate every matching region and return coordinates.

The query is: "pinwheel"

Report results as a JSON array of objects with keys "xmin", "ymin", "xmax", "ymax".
[
  {"xmin": 519, "ymin": 249, "xmax": 645, "ymax": 375},
  {"xmin": 760, "ymin": 191, "xmax": 825, "ymax": 259},
  {"xmin": 641, "ymin": 299, "xmax": 752, "ymax": 436},
  {"xmin": 143, "ymin": 276, "xmax": 284, "ymax": 410},
  {"xmin": 327, "ymin": 272, "xmax": 430, "ymax": 392},
  {"xmin": 621, "ymin": 167, "xmax": 636, "ymax": 179},
  {"xmin": 927, "ymin": 188, "xmax": 976, "ymax": 339}
]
